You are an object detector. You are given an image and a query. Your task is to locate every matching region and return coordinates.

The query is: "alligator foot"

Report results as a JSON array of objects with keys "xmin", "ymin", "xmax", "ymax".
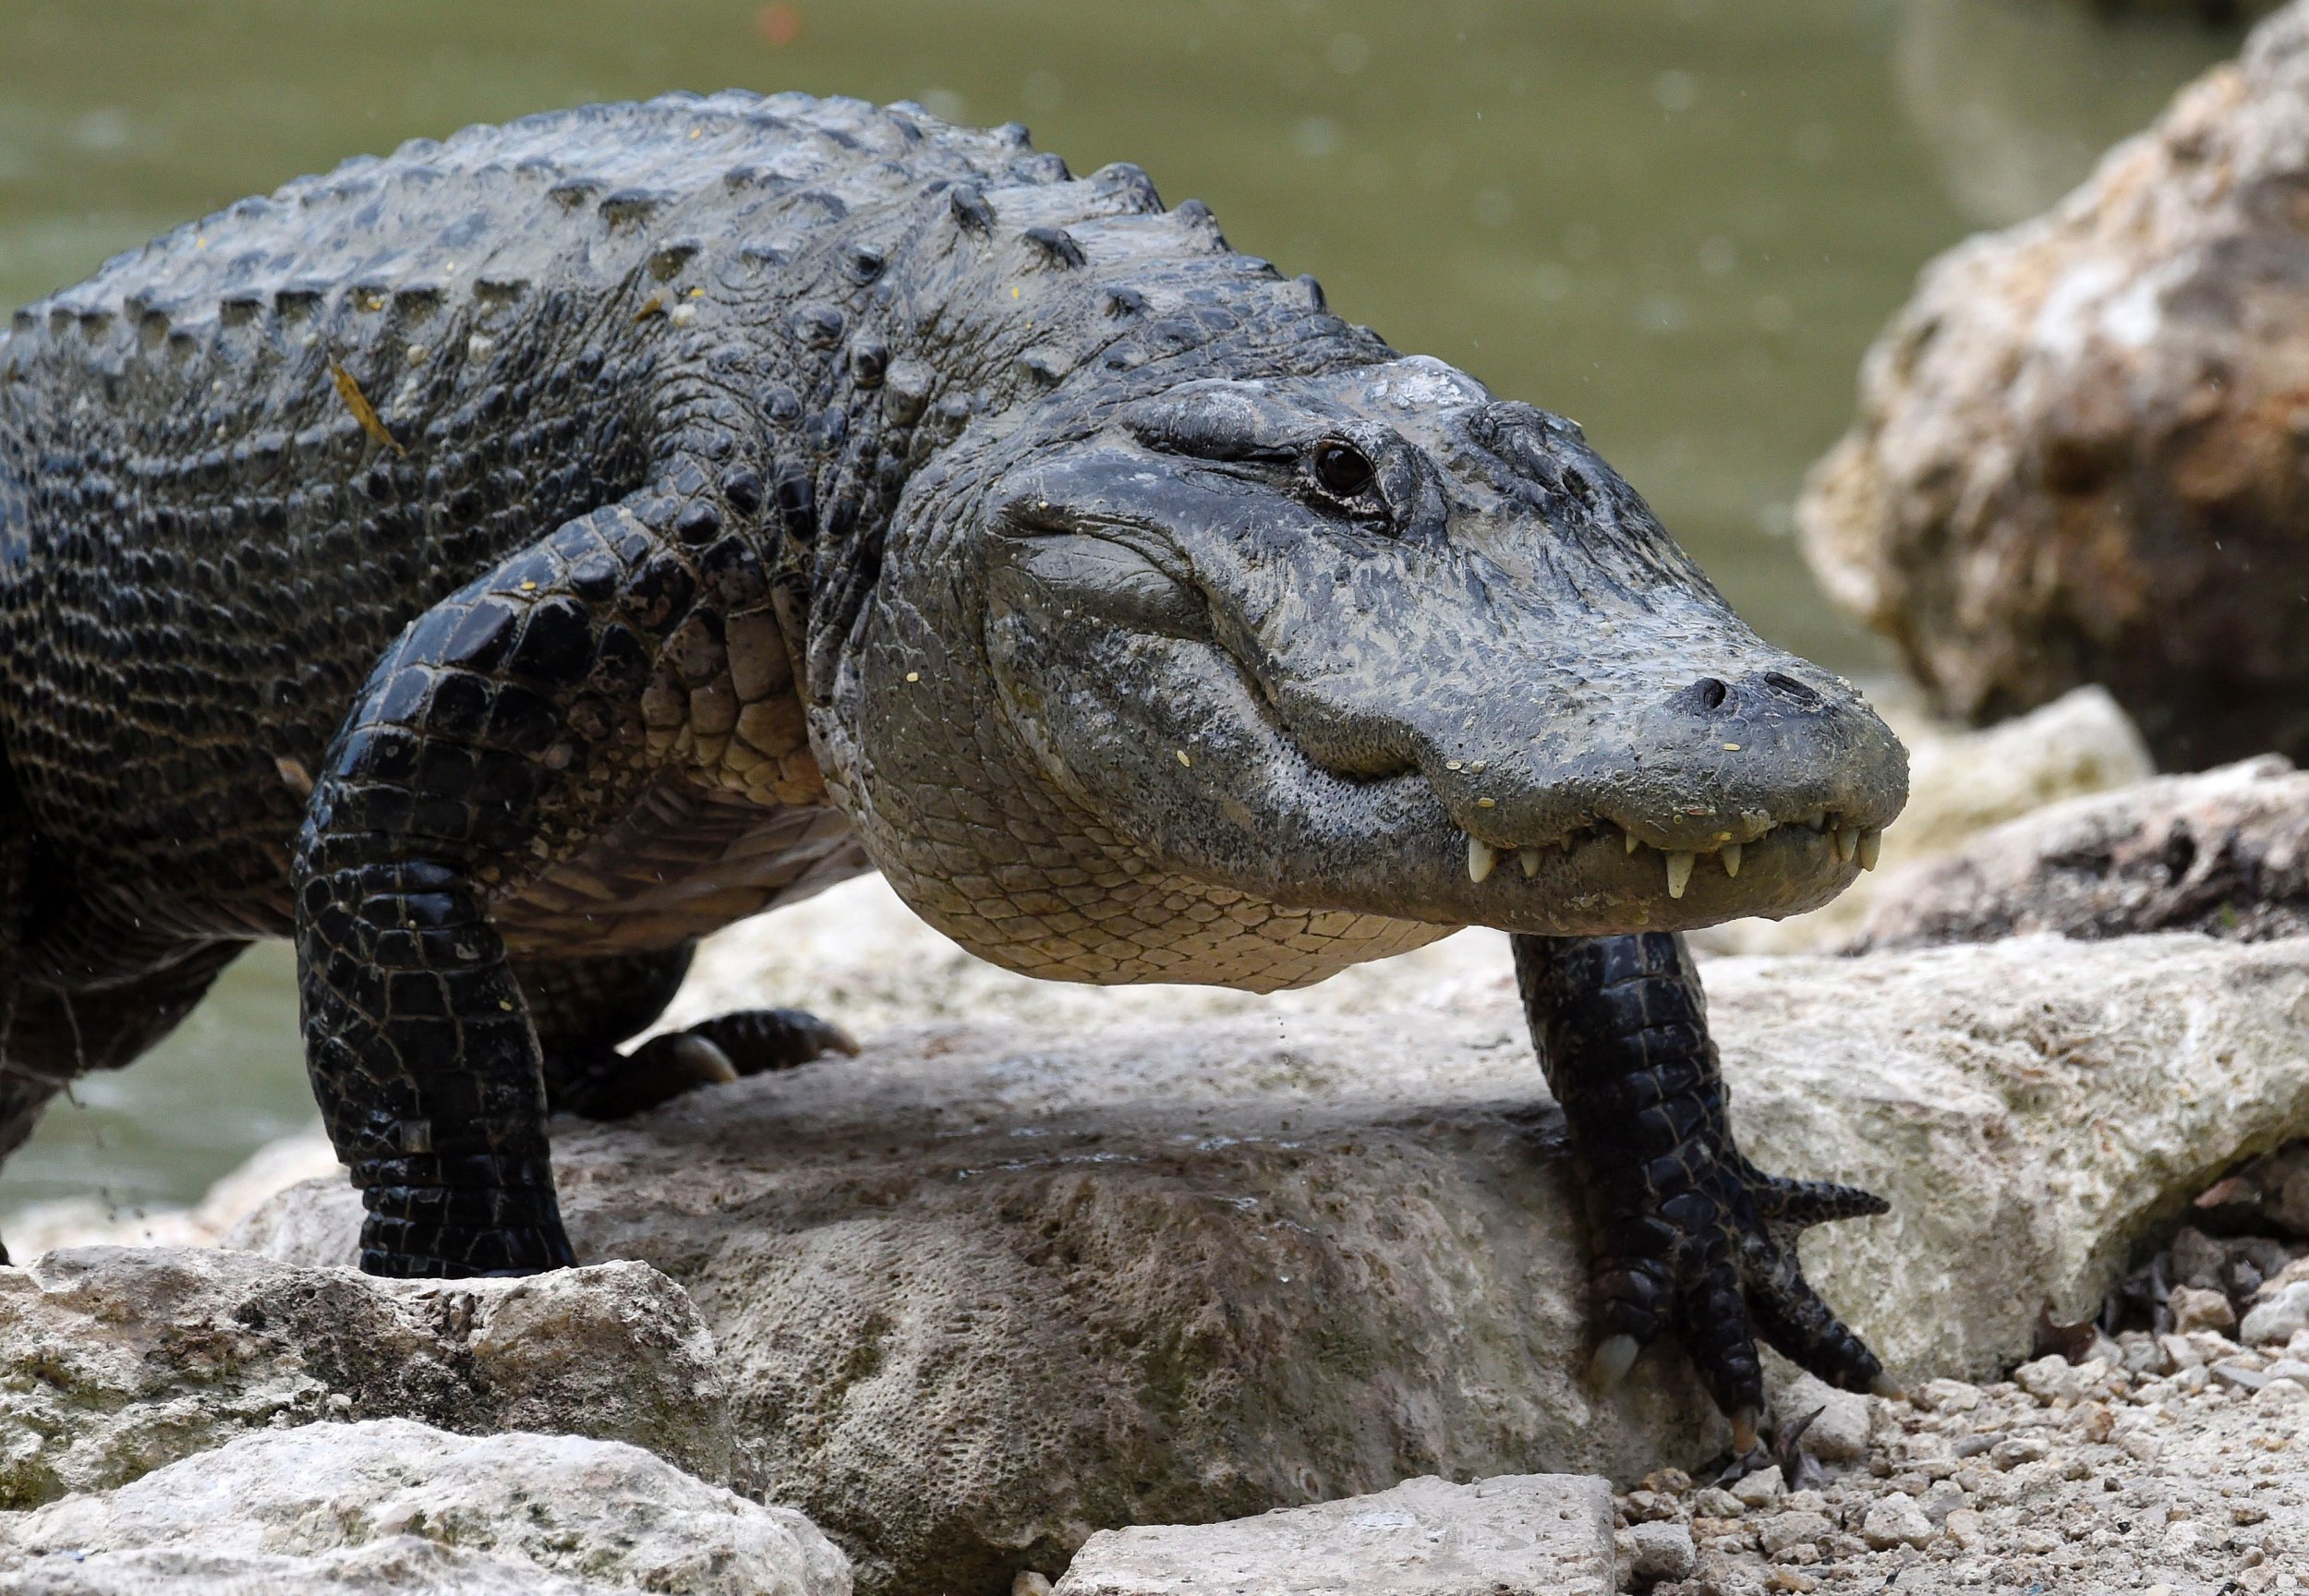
[
  {"xmin": 554, "ymin": 1008, "xmax": 859, "ymax": 1121},
  {"xmin": 1513, "ymin": 932, "xmax": 1892, "ymax": 1427}
]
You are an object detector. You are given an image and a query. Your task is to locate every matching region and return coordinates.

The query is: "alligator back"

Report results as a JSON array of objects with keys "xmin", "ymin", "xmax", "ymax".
[{"xmin": 0, "ymin": 92, "xmax": 1029, "ymax": 943}]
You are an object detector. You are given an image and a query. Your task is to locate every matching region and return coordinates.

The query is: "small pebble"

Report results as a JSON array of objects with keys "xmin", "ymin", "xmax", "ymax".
[
  {"xmin": 1729, "ymin": 1469, "xmax": 1783, "ymax": 1508},
  {"xmin": 2171, "ymin": 1285, "xmax": 2239, "ymax": 1335},
  {"xmin": 1989, "ymin": 1435, "xmax": 2049, "ymax": 1469},
  {"xmin": 1859, "ymin": 1493, "xmax": 1936, "ymax": 1551},
  {"xmin": 2013, "ymin": 1354, "xmax": 2082, "ymax": 1404},
  {"xmin": 1693, "ymin": 1486, "xmax": 1745, "ymax": 1518},
  {"xmin": 1756, "ymin": 1511, "xmax": 1833, "ymax": 1557},
  {"xmin": 1919, "ymin": 1377, "xmax": 1980, "ymax": 1412},
  {"xmin": 1627, "ymin": 1519, "xmax": 1698, "ymax": 1582}
]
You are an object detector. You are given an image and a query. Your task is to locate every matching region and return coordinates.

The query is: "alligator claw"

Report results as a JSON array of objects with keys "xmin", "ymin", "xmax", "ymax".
[{"xmin": 1591, "ymin": 1333, "xmax": 1642, "ymax": 1393}]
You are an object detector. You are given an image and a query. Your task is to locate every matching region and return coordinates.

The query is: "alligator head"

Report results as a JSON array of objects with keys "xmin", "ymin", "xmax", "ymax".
[{"xmin": 820, "ymin": 355, "xmax": 1908, "ymax": 992}]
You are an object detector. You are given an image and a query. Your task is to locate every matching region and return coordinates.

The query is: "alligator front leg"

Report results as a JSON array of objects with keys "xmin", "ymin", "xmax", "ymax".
[
  {"xmin": 293, "ymin": 492, "xmax": 725, "ymax": 1277},
  {"xmin": 1513, "ymin": 932, "xmax": 1891, "ymax": 1442}
]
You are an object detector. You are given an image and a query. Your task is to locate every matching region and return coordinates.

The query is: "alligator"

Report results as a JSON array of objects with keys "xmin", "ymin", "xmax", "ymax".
[{"xmin": 0, "ymin": 92, "xmax": 1908, "ymax": 1433}]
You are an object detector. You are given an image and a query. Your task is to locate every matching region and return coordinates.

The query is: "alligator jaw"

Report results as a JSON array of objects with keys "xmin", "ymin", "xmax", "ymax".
[{"xmin": 1445, "ymin": 807, "xmax": 1879, "ymax": 932}]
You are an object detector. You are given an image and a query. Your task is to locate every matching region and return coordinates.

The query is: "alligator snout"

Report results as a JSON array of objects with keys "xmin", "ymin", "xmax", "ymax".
[{"xmin": 1420, "ymin": 647, "xmax": 1905, "ymax": 918}]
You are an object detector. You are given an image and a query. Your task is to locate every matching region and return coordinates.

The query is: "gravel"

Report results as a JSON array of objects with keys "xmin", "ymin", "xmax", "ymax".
[{"xmin": 1613, "ymin": 1333, "xmax": 2309, "ymax": 1592}]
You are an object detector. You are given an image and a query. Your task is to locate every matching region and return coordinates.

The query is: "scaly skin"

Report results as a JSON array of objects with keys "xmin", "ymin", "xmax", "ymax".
[{"xmin": 0, "ymin": 91, "xmax": 1907, "ymax": 1407}]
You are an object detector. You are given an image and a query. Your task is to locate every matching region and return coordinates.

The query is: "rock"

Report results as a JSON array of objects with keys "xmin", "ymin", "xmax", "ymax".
[
  {"xmin": 2013, "ymin": 1356, "xmax": 2084, "ymax": 1404},
  {"xmin": 0, "ymin": 1246, "xmax": 733, "ymax": 1508},
  {"xmin": 1693, "ymin": 686, "xmax": 2151, "ymax": 957},
  {"xmin": 1626, "ymin": 1519, "xmax": 1699, "ymax": 1584},
  {"xmin": 1771, "ymin": 1374, "xmax": 1869, "ymax": 1464},
  {"xmin": 1798, "ymin": 1, "xmax": 2309, "ymax": 771},
  {"xmin": 1047, "ymin": 1474, "xmax": 1616, "ymax": 1596},
  {"xmin": 1849, "ymin": 758, "xmax": 2309, "ymax": 953},
  {"xmin": 2170, "ymin": 1286, "xmax": 2240, "ymax": 1336},
  {"xmin": 1729, "ymin": 1469, "xmax": 1785, "ymax": 1510},
  {"xmin": 2242, "ymin": 1280, "xmax": 2309, "ymax": 1344},
  {"xmin": 234, "ymin": 875, "xmax": 2309, "ymax": 1596},
  {"xmin": 0, "ymin": 1417, "xmax": 849, "ymax": 1596},
  {"xmin": 1858, "ymin": 1494, "xmax": 1936, "ymax": 1551},
  {"xmin": 1756, "ymin": 1512, "xmax": 1835, "ymax": 1558}
]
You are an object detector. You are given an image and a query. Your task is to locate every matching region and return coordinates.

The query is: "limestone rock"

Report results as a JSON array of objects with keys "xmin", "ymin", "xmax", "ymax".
[
  {"xmin": 2242, "ymin": 1281, "xmax": 2309, "ymax": 1344},
  {"xmin": 236, "ymin": 910, "xmax": 2309, "ymax": 1596},
  {"xmin": 1623, "ymin": 1519, "xmax": 1698, "ymax": 1585},
  {"xmin": 1850, "ymin": 756, "xmax": 2309, "ymax": 951},
  {"xmin": 1857, "ymin": 1494, "xmax": 1935, "ymax": 1552},
  {"xmin": 0, "ymin": 1246, "xmax": 732, "ymax": 1508},
  {"xmin": 1799, "ymin": 0, "xmax": 2309, "ymax": 769},
  {"xmin": 0, "ymin": 1417, "xmax": 850, "ymax": 1596},
  {"xmin": 1048, "ymin": 1474, "xmax": 1616, "ymax": 1596}
]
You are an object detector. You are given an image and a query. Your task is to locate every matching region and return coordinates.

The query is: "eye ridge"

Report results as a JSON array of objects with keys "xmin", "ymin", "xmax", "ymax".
[{"xmin": 1310, "ymin": 438, "xmax": 1376, "ymax": 499}]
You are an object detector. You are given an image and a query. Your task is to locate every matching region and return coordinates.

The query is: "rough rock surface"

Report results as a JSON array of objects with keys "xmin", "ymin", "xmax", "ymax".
[
  {"xmin": 0, "ymin": 1246, "xmax": 734, "ymax": 1508},
  {"xmin": 1799, "ymin": 0, "xmax": 2309, "ymax": 769},
  {"xmin": 1850, "ymin": 755, "xmax": 2309, "ymax": 951},
  {"xmin": 1051, "ymin": 1473, "xmax": 1616, "ymax": 1596},
  {"xmin": 0, "ymin": 1417, "xmax": 850, "ymax": 1596},
  {"xmin": 231, "ymin": 880, "xmax": 2309, "ymax": 1596}
]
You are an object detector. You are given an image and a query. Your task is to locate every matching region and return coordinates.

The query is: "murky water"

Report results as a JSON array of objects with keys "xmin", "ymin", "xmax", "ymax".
[{"xmin": 0, "ymin": 0, "xmax": 2243, "ymax": 1220}]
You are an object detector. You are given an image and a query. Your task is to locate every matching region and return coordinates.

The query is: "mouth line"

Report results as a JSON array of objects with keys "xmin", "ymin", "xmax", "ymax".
[{"xmin": 1460, "ymin": 810, "xmax": 1883, "ymax": 899}]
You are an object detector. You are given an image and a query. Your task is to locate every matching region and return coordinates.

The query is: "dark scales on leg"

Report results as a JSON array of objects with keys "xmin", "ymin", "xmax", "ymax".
[{"xmin": 1515, "ymin": 932, "xmax": 1891, "ymax": 1435}]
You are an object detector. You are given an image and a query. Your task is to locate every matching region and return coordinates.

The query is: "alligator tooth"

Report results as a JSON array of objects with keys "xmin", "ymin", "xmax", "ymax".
[
  {"xmin": 1664, "ymin": 850, "xmax": 1695, "ymax": 900},
  {"xmin": 1833, "ymin": 827, "xmax": 1858, "ymax": 864},
  {"xmin": 1856, "ymin": 828, "xmax": 1881, "ymax": 871},
  {"xmin": 1625, "ymin": 828, "xmax": 1640, "ymax": 855},
  {"xmin": 1721, "ymin": 842, "xmax": 1742, "ymax": 878},
  {"xmin": 1468, "ymin": 835, "xmax": 1497, "ymax": 884},
  {"xmin": 1807, "ymin": 810, "xmax": 1827, "ymax": 832},
  {"xmin": 1518, "ymin": 847, "xmax": 1542, "ymax": 878}
]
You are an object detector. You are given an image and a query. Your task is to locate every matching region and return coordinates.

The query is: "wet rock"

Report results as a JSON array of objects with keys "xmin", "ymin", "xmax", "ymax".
[
  {"xmin": 1048, "ymin": 1474, "xmax": 1616, "ymax": 1596},
  {"xmin": 1799, "ymin": 2, "xmax": 2309, "ymax": 770},
  {"xmin": 0, "ymin": 1246, "xmax": 732, "ymax": 1509},
  {"xmin": 1849, "ymin": 757, "xmax": 2309, "ymax": 952},
  {"xmin": 0, "ymin": 1417, "xmax": 848, "ymax": 1596},
  {"xmin": 232, "ymin": 876, "xmax": 2309, "ymax": 1594}
]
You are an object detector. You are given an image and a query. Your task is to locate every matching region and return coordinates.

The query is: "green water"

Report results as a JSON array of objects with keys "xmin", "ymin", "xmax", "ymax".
[{"xmin": 0, "ymin": 0, "xmax": 2244, "ymax": 1221}]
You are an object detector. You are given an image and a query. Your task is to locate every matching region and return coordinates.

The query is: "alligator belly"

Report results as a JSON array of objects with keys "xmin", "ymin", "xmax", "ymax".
[{"xmin": 490, "ymin": 778, "xmax": 869, "ymax": 959}]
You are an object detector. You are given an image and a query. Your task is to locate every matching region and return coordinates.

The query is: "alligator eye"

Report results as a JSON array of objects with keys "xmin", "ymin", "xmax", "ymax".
[{"xmin": 1312, "ymin": 440, "xmax": 1375, "ymax": 498}]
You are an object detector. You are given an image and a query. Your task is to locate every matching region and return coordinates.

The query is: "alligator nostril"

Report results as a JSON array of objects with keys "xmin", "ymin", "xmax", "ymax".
[
  {"xmin": 1692, "ymin": 677, "xmax": 1728, "ymax": 712},
  {"xmin": 1761, "ymin": 671, "xmax": 1821, "ymax": 706}
]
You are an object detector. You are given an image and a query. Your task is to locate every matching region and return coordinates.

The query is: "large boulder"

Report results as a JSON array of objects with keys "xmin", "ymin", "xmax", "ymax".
[
  {"xmin": 1800, "ymin": 0, "xmax": 2309, "ymax": 769},
  {"xmin": 0, "ymin": 1417, "xmax": 850, "ymax": 1596},
  {"xmin": 1852, "ymin": 754, "xmax": 2309, "ymax": 950},
  {"xmin": 231, "ymin": 879, "xmax": 2309, "ymax": 1596},
  {"xmin": 0, "ymin": 1247, "xmax": 734, "ymax": 1508}
]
